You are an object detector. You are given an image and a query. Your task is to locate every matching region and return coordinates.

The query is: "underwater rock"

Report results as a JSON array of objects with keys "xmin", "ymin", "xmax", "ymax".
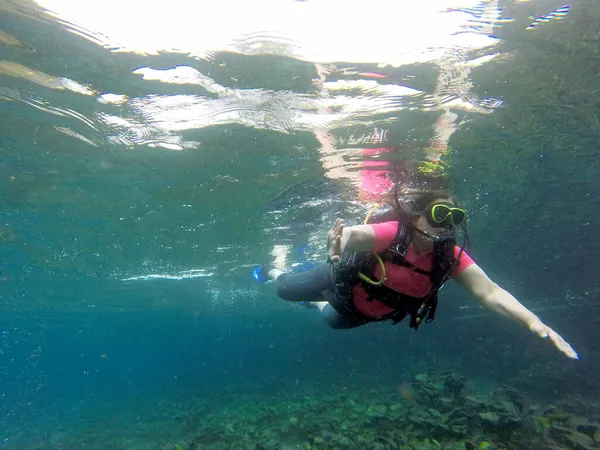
[
  {"xmin": 337, "ymin": 434, "xmax": 352, "ymax": 446},
  {"xmin": 443, "ymin": 373, "xmax": 467, "ymax": 397},
  {"xmin": 408, "ymin": 413, "xmax": 432, "ymax": 429},
  {"xmin": 497, "ymin": 386, "xmax": 526, "ymax": 412},
  {"xmin": 493, "ymin": 399, "xmax": 516, "ymax": 416},
  {"xmin": 321, "ymin": 430, "xmax": 335, "ymax": 440},
  {"xmin": 478, "ymin": 412, "xmax": 501, "ymax": 428},
  {"xmin": 435, "ymin": 420, "xmax": 452, "ymax": 435},
  {"xmin": 575, "ymin": 421, "xmax": 600, "ymax": 446},
  {"xmin": 486, "ymin": 385, "xmax": 534, "ymax": 430},
  {"xmin": 549, "ymin": 425, "xmax": 596, "ymax": 450},
  {"xmin": 438, "ymin": 396, "xmax": 455, "ymax": 411},
  {"xmin": 414, "ymin": 373, "xmax": 429, "ymax": 383},
  {"xmin": 449, "ymin": 417, "xmax": 469, "ymax": 436},
  {"xmin": 488, "ymin": 398, "xmax": 525, "ymax": 429},
  {"xmin": 427, "ymin": 408, "xmax": 443, "ymax": 418},
  {"xmin": 464, "ymin": 395, "xmax": 487, "ymax": 411},
  {"xmin": 312, "ymin": 435, "xmax": 325, "ymax": 444},
  {"xmin": 503, "ymin": 416, "xmax": 522, "ymax": 428},
  {"xmin": 367, "ymin": 404, "xmax": 388, "ymax": 418},
  {"xmin": 448, "ymin": 407, "xmax": 470, "ymax": 421},
  {"xmin": 540, "ymin": 405, "xmax": 572, "ymax": 425}
]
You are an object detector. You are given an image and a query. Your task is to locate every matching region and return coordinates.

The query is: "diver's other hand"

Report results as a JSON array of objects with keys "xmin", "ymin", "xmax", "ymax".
[
  {"xmin": 327, "ymin": 219, "xmax": 344, "ymax": 263},
  {"xmin": 529, "ymin": 321, "xmax": 580, "ymax": 360}
]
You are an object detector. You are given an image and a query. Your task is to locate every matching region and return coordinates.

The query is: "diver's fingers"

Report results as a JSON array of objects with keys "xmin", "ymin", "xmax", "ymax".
[
  {"xmin": 531, "ymin": 323, "xmax": 580, "ymax": 360},
  {"xmin": 328, "ymin": 231, "xmax": 341, "ymax": 247},
  {"xmin": 328, "ymin": 237, "xmax": 341, "ymax": 262},
  {"xmin": 328, "ymin": 218, "xmax": 341, "ymax": 232},
  {"xmin": 327, "ymin": 221, "xmax": 337, "ymax": 240},
  {"xmin": 547, "ymin": 329, "xmax": 580, "ymax": 360},
  {"xmin": 327, "ymin": 219, "xmax": 343, "ymax": 263},
  {"xmin": 328, "ymin": 219, "xmax": 344, "ymax": 239}
]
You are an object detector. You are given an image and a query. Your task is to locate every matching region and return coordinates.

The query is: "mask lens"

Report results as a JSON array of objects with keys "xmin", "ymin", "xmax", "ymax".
[
  {"xmin": 450, "ymin": 208, "xmax": 465, "ymax": 226},
  {"xmin": 431, "ymin": 204, "xmax": 451, "ymax": 224},
  {"xmin": 430, "ymin": 204, "xmax": 466, "ymax": 227}
]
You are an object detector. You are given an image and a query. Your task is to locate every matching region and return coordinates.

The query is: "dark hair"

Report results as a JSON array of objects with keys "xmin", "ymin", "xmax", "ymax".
[
  {"xmin": 392, "ymin": 188, "xmax": 456, "ymax": 219},
  {"xmin": 366, "ymin": 158, "xmax": 456, "ymax": 220}
]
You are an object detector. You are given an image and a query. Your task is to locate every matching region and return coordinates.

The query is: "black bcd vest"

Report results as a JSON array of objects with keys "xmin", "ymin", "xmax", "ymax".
[{"xmin": 325, "ymin": 221, "xmax": 461, "ymax": 330}]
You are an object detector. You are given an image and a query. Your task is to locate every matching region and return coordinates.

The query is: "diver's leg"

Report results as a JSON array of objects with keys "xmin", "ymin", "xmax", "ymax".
[
  {"xmin": 268, "ymin": 268, "xmax": 285, "ymax": 280},
  {"xmin": 274, "ymin": 263, "xmax": 332, "ymax": 303},
  {"xmin": 314, "ymin": 301, "xmax": 329, "ymax": 312},
  {"xmin": 321, "ymin": 304, "xmax": 371, "ymax": 329},
  {"xmin": 273, "ymin": 262, "xmax": 370, "ymax": 328}
]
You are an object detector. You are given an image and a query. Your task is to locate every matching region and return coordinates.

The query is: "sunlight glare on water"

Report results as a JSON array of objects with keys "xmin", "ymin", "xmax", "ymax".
[
  {"xmin": 35, "ymin": 0, "xmax": 502, "ymax": 62},
  {"xmin": 17, "ymin": 0, "xmax": 508, "ymax": 154},
  {"xmin": 0, "ymin": 0, "xmax": 580, "ymax": 306}
]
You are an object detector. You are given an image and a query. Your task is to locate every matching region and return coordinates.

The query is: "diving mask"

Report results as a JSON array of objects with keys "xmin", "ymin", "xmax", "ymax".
[{"xmin": 425, "ymin": 202, "xmax": 466, "ymax": 228}]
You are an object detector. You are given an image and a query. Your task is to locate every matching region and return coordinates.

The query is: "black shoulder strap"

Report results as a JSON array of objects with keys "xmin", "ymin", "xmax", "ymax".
[
  {"xmin": 392, "ymin": 220, "xmax": 411, "ymax": 256},
  {"xmin": 361, "ymin": 220, "xmax": 442, "ymax": 330},
  {"xmin": 382, "ymin": 221, "xmax": 431, "ymax": 277},
  {"xmin": 334, "ymin": 219, "xmax": 452, "ymax": 330}
]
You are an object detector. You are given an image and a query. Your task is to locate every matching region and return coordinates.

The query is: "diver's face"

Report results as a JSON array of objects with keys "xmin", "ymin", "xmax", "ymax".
[
  {"xmin": 411, "ymin": 198, "xmax": 455, "ymax": 251},
  {"xmin": 414, "ymin": 214, "xmax": 441, "ymax": 236},
  {"xmin": 411, "ymin": 215, "xmax": 439, "ymax": 252}
]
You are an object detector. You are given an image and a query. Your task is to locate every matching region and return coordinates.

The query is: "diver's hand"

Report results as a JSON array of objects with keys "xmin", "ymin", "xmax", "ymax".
[
  {"xmin": 529, "ymin": 321, "xmax": 580, "ymax": 360},
  {"xmin": 327, "ymin": 219, "xmax": 344, "ymax": 263}
]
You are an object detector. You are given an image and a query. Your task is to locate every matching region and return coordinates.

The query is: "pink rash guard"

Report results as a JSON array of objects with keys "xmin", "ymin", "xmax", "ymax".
[{"xmin": 352, "ymin": 221, "xmax": 475, "ymax": 319}]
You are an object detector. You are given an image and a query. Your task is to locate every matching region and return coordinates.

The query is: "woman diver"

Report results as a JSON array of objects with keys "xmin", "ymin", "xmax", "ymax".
[{"xmin": 254, "ymin": 188, "xmax": 580, "ymax": 361}]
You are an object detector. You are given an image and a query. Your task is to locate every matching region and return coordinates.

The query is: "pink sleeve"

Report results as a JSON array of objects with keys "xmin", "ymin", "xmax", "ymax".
[
  {"xmin": 452, "ymin": 246, "xmax": 475, "ymax": 276},
  {"xmin": 368, "ymin": 221, "xmax": 399, "ymax": 253}
]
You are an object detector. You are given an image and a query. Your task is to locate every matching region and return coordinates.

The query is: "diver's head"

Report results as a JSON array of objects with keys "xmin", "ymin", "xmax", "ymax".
[
  {"xmin": 415, "ymin": 199, "xmax": 465, "ymax": 230},
  {"xmin": 401, "ymin": 194, "xmax": 466, "ymax": 252}
]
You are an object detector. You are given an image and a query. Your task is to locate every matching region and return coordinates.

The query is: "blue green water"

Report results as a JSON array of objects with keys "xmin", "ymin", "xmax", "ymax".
[{"xmin": 1, "ymin": 0, "xmax": 599, "ymax": 448}]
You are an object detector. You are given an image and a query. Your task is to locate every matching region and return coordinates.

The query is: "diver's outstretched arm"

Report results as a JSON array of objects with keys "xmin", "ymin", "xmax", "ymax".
[{"xmin": 455, "ymin": 264, "xmax": 580, "ymax": 360}]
